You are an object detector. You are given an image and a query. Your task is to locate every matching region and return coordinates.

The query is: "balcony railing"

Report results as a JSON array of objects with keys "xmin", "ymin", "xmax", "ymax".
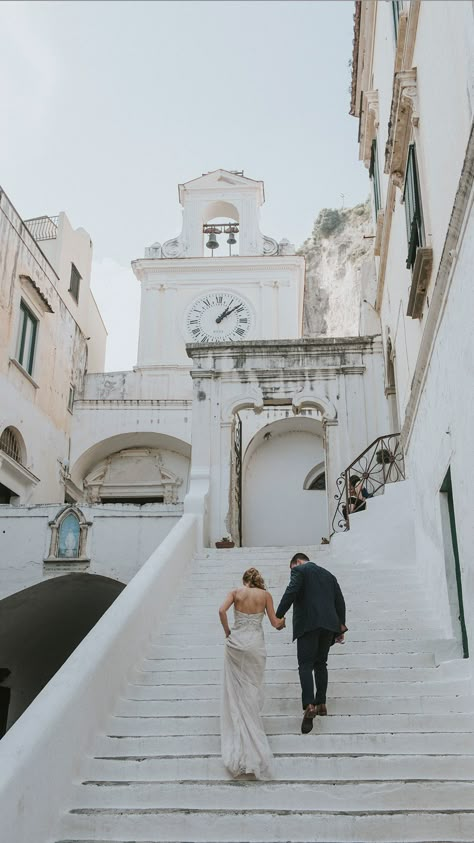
[
  {"xmin": 331, "ymin": 433, "xmax": 405, "ymax": 535},
  {"xmin": 25, "ymin": 215, "xmax": 59, "ymax": 242}
]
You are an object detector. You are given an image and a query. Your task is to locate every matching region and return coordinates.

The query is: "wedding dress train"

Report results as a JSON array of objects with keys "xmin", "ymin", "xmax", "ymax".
[{"xmin": 221, "ymin": 609, "xmax": 274, "ymax": 779}]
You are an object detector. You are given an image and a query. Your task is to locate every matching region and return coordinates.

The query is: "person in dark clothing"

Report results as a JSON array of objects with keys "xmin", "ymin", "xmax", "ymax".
[{"xmin": 276, "ymin": 552, "xmax": 347, "ymax": 734}]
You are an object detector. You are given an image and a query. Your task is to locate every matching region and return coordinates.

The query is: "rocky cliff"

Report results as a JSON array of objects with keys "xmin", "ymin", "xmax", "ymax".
[{"xmin": 300, "ymin": 200, "xmax": 378, "ymax": 337}]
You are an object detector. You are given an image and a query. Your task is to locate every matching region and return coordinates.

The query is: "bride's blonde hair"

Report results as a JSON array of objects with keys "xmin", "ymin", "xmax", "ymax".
[{"xmin": 242, "ymin": 567, "xmax": 266, "ymax": 590}]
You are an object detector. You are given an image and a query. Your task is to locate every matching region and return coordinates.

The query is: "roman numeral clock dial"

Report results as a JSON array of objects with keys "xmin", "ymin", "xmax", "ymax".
[{"xmin": 185, "ymin": 292, "xmax": 252, "ymax": 342}]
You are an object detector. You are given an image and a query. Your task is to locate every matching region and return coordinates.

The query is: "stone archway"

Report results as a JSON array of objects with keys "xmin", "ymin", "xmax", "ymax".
[
  {"xmin": 0, "ymin": 573, "xmax": 124, "ymax": 735},
  {"xmin": 241, "ymin": 415, "xmax": 327, "ymax": 547}
]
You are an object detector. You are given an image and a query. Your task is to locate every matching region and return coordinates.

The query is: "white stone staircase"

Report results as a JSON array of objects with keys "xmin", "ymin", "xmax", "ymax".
[{"xmin": 55, "ymin": 535, "xmax": 474, "ymax": 842}]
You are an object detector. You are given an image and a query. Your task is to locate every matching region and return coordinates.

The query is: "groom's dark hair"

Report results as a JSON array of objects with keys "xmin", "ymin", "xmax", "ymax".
[{"xmin": 290, "ymin": 552, "xmax": 310, "ymax": 568}]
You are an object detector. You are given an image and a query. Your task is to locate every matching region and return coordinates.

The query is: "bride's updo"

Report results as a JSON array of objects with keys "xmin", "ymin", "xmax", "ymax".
[{"xmin": 242, "ymin": 567, "xmax": 266, "ymax": 590}]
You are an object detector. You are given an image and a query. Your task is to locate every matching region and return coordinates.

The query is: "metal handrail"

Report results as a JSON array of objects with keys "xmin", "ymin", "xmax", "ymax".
[
  {"xmin": 24, "ymin": 215, "xmax": 59, "ymax": 241},
  {"xmin": 330, "ymin": 433, "xmax": 405, "ymax": 535}
]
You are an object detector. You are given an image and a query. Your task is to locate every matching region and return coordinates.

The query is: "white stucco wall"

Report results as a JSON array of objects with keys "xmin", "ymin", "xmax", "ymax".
[
  {"xmin": 0, "ymin": 504, "xmax": 182, "ymax": 600},
  {"xmin": 243, "ymin": 422, "xmax": 326, "ymax": 546},
  {"xmin": 405, "ymin": 195, "xmax": 474, "ymax": 648}
]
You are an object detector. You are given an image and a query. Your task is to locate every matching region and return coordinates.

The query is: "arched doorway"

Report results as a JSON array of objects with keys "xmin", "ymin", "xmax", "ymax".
[
  {"xmin": 0, "ymin": 573, "xmax": 124, "ymax": 735},
  {"xmin": 242, "ymin": 416, "xmax": 327, "ymax": 547}
]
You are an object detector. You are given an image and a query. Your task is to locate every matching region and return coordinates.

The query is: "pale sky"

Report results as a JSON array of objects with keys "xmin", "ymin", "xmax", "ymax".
[{"xmin": 1, "ymin": 0, "xmax": 368, "ymax": 370}]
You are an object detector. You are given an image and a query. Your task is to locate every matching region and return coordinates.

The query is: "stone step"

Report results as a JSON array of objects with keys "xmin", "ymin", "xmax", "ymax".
[
  {"xmin": 148, "ymin": 638, "xmax": 447, "ymax": 656},
  {"xmin": 80, "ymin": 752, "xmax": 474, "ymax": 783},
  {"xmin": 154, "ymin": 628, "xmax": 445, "ymax": 642},
  {"xmin": 67, "ymin": 779, "xmax": 474, "ymax": 812},
  {"xmin": 91, "ymin": 731, "xmax": 474, "ymax": 757},
  {"xmin": 57, "ymin": 807, "xmax": 474, "ymax": 842},
  {"xmin": 101, "ymin": 713, "xmax": 474, "ymax": 737},
  {"xmin": 128, "ymin": 678, "xmax": 471, "ymax": 698},
  {"xmin": 135, "ymin": 665, "xmax": 452, "ymax": 684},
  {"xmin": 117, "ymin": 692, "xmax": 474, "ymax": 716},
  {"xmin": 159, "ymin": 619, "xmax": 440, "ymax": 633},
  {"xmin": 142, "ymin": 652, "xmax": 435, "ymax": 670}
]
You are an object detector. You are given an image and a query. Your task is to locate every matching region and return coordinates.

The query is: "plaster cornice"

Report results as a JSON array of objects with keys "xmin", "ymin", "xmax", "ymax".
[{"xmin": 132, "ymin": 255, "xmax": 305, "ymax": 280}]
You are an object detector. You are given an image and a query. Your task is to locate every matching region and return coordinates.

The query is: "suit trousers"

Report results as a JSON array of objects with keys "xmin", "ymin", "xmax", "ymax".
[{"xmin": 296, "ymin": 628, "xmax": 334, "ymax": 708}]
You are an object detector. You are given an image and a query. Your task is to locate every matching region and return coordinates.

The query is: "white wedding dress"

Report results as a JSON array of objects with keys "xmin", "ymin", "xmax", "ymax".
[{"xmin": 221, "ymin": 609, "xmax": 274, "ymax": 779}]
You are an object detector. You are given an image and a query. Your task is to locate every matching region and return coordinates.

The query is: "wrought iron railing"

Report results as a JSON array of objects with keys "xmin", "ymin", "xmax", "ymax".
[
  {"xmin": 24, "ymin": 215, "xmax": 59, "ymax": 241},
  {"xmin": 330, "ymin": 433, "xmax": 405, "ymax": 535}
]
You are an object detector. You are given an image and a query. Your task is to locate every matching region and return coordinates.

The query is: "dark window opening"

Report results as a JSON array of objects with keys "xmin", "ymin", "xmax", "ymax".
[
  {"xmin": 100, "ymin": 496, "xmax": 165, "ymax": 505},
  {"xmin": 403, "ymin": 144, "xmax": 425, "ymax": 269},
  {"xmin": 392, "ymin": 0, "xmax": 403, "ymax": 40},
  {"xmin": 69, "ymin": 263, "xmax": 81, "ymax": 303},
  {"xmin": 17, "ymin": 300, "xmax": 38, "ymax": 376},
  {"xmin": 309, "ymin": 473, "xmax": 326, "ymax": 491},
  {"xmin": 369, "ymin": 138, "xmax": 382, "ymax": 216},
  {"xmin": 0, "ymin": 483, "xmax": 15, "ymax": 504}
]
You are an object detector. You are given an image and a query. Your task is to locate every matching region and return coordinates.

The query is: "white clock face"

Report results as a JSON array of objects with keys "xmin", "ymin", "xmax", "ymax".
[{"xmin": 186, "ymin": 291, "xmax": 252, "ymax": 342}]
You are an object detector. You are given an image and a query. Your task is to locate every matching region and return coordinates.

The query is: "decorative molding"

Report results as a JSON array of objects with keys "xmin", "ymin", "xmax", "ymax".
[
  {"xmin": 374, "ymin": 210, "xmax": 384, "ymax": 257},
  {"xmin": 292, "ymin": 391, "xmax": 337, "ymax": 421},
  {"xmin": 83, "ymin": 448, "xmax": 183, "ymax": 504},
  {"xmin": 384, "ymin": 68, "xmax": 418, "ymax": 188},
  {"xmin": 375, "ymin": 180, "xmax": 396, "ymax": 311},
  {"xmin": 402, "ymin": 1, "xmax": 420, "ymax": 71},
  {"xmin": 359, "ymin": 89, "xmax": 379, "ymax": 167},
  {"xmin": 394, "ymin": 11, "xmax": 408, "ymax": 74},
  {"xmin": 406, "ymin": 247, "xmax": 433, "ymax": 318},
  {"xmin": 222, "ymin": 388, "xmax": 264, "ymax": 422}
]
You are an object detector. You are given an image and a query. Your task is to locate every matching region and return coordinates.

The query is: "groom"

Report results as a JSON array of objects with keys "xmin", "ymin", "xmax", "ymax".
[{"xmin": 276, "ymin": 552, "xmax": 347, "ymax": 734}]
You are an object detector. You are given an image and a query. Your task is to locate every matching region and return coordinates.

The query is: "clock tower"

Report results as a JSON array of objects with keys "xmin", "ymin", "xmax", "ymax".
[{"xmin": 132, "ymin": 169, "xmax": 305, "ymax": 398}]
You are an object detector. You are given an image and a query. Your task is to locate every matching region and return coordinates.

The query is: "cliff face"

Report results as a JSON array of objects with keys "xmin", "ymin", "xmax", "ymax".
[{"xmin": 300, "ymin": 200, "xmax": 377, "ymax": 337}]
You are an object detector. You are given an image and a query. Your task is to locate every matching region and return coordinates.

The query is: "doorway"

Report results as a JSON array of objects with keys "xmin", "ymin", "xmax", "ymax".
[{"xmin": 440, "ymin": 468, "xmax": 469, "ymax": 658}]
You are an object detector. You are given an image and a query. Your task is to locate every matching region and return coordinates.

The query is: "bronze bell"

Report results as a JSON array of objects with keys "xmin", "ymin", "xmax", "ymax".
[
  {"xmin": 206, "ymin": 231, "xmax": 219, "ymax": 250},
  {"xmin": 226, "ymin": 231, "xmax": 237, "ymax": 245}
]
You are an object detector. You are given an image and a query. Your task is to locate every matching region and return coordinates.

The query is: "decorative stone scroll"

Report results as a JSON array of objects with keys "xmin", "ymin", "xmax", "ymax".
[
  {"xmin": 161, "ymin": 237, "xmax": 184, "ymax": 258},
  {"xmin": 384, "ymin": 69, "xmax": 418, "ymax": 188}
]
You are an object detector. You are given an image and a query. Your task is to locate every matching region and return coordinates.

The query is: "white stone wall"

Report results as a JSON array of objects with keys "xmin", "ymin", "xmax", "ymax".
[
  {"xmin": 0, "ymin": 503, "xmax": 183, "ymax": 600},
  {"xmin": 406, "ymin": 194, "xmax": 474, "ymax": 645}
]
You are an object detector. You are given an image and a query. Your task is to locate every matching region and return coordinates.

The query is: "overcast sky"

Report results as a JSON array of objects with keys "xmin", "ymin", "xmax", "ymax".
[{"xmin": 1, "ymin": 0, "xmax": 368, "ymax": 370}]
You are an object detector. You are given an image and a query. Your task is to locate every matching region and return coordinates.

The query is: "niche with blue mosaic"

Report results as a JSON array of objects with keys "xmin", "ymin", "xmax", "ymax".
[{"xmin": 45, "ymin": 505, "xmax": 91, "ymax": 563}]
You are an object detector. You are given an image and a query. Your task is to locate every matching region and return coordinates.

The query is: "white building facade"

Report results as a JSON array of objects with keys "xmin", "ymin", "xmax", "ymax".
[{"xmin": 351, "ymin": 0, "xmax": 474, "ymax": 652}]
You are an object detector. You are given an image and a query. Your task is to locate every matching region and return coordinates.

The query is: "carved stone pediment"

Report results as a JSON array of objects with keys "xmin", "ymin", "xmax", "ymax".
[
  {"xmin": 83, "ymin": 448, "xmax": 183, "ymax": 504},
  {"xmin": 384, "ymin": 69, "xmax": 418, "ymax": 188}
]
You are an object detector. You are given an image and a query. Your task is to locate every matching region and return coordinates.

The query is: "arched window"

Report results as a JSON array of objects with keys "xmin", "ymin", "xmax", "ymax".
[
  {"xmin": 309, "ymin": 473, "xmax": 326, "ymax": 491},
  {"xmin": 0, "ymin": 428, "xmax": 22, "ymax": 464}
]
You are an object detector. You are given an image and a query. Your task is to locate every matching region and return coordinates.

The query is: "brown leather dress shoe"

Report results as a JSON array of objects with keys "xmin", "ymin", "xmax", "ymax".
[
  {"xmin": 316, "ymin": 703, "xmax": 328, "ymax": 715},
  {"xmin": 301, "ymin": 704, "xmax": 316, "ymax": 733}
]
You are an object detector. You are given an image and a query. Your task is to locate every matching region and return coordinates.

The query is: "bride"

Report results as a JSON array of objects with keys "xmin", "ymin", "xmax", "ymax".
[{"xmin": 218, "ymin": 567, "xmax": 285, "ymax": 779}]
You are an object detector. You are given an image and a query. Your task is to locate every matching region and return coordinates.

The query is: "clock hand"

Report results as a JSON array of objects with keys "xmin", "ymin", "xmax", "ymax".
[
  {"xmin": 215, "ymin": 306, "xmax": 231, "ymax": 324},
  {"xmin": 216, "ymin": 303, "xmax": 241, "ymax": 322}
]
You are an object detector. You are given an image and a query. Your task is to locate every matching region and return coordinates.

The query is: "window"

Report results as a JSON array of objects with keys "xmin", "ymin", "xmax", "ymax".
[
  {"xmin": 68, "ymin": 386, "xmax": 75, "ymax": 413},
  {"xmin": 69, "ymin": 263, "xmax": 81, "ymax": 302},
  {"xmin": 369, "ymin": 138, "xmax": 382, "ymax": 216},
  {"xmin": 309, "ymin": 473, "xmax": 326, "ymax": 491},
  {"xmin": 0, "ymin": 428, "xmax": 22, "ymax": 463},
  {"xmin": 17, "ymin": 300, "xmax": 38, "ymax": 375},
  {"xmin": 392, "ymin": 0, "xmax": 403, "ymax": 40},
  {"xmin": 403, "ymin": 144, "xmax": 425, "ymax": 269}
]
